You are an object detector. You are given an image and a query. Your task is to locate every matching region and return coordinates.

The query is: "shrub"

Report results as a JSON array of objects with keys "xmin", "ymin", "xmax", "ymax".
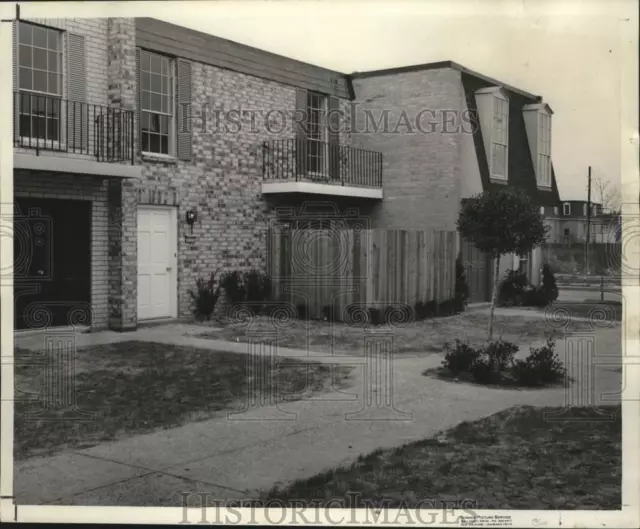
[
  {"xmin": 498, "ymin": 269, "xmax": 530, "ymax": 306},
  {"xmin": 244, "ymin": 269, "xmax": 271, "ymax": 313},
  {"xmin": 512, "ymin": 339, "xmax": 565, "ymax": 386},
  {"xmin": 469, "ymin": 357, "xmax": 500, "ymax": 384},
  {"xmin": 219, "ymin": 271, "xmax": 247, "ymax": 304},
  {"xmin": 483, "ymin": 338, "xmax": 519, "ymax": 370},
  {"xmin": 442, "ymin": 340, "xmax": 481, "ymax": 374},
  {"xmin": 454, "ymin": 254, "xmax": 469, "ymax": 313},
  {"xmin": 296, "ymin": 302, "xmax": 308, "ymax": 320},
  {"xmin": 537, "ymin": 264, "xmax": 559, "ymax": 304},
  {"xmin": 188, "ymin": 271, "xmax": 221, "ymax": 320}
]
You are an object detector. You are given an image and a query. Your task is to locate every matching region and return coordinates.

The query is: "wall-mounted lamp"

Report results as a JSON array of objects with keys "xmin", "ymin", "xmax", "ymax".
[{"xmin": 186, "ymin": 209, "xmax": 197, "ymax": 234}]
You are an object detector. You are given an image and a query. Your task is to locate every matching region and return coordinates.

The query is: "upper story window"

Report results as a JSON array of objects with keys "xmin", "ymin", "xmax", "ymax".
[
  {"xmin": 537, "ymin": 111, "xmax": 552, "ymax": 187},
  {"xmin": 17, "ymin": 22, "xmax": 63, "ymax": 142},
  {"xmin": 305, "ymin": 91, "xmax": 328, "ymax": 173},
  {"xmin": 563, "ymin": 203, "xmax": 571, "ymax": 216},
  {"xmin": 491, "ymin": 95, "xmax": 509, "ymax": 180},
  {"xmin": 140, "ymin": 50, "xmax": 174, "ymax": 155}
]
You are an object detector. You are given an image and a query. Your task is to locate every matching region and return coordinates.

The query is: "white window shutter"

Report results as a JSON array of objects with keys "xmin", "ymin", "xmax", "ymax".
[
  {"xmin": 67, "ymin": 33, "xmax": 87, "ymax": 151},
  {"xmin": 13, "ymin": 21, "xmax": 18, "ymax": 143},
  {"xmin": 176, "ymin": 59, "xmax": 192, "ymax": 161}
]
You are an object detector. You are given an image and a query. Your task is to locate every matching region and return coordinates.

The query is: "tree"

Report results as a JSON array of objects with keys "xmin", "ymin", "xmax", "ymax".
[
  {"xmin": 457, "ymin": 188, "xmax": 547, "ymax": 340},
  {"xmin": 594, "ymin": 176, "xmax": 622, "ymax": 214}
]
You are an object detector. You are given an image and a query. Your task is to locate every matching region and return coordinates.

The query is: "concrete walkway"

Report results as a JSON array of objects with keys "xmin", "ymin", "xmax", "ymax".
[{"xmin": 13, "ymin": 320, "xmax": 622, "ymax": 506}]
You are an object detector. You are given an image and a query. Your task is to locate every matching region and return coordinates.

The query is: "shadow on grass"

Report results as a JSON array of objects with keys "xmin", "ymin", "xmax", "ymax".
[
  {"xmin": 259, "ymin": 405, "xmax": 621, "ymax": 509},
  {"xmin": 422, "ymin": 367, "xmax": 568, "ymax": 391}
]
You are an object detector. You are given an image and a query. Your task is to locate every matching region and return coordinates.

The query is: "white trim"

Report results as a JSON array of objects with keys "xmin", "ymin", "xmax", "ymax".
[
  {"xmin": 490, "ymin": 94, "xmax": 509, "ymax": 180},
  {"xmin": 262, "ymin": 181, "xmax": 383, "ymax": 199},
  {"xmin": 14, "ymin": 152, "xmax": 142, "ymax": 178},
  {"xmin": 563, "ymin": 202, "xmax": 571, "ymax": 215},
  {"xmin": 136, "ymin": 205, "xmax": 178, "ymax": 321}
]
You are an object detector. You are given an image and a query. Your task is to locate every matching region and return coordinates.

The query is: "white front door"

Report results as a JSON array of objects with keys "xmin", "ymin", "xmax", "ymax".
[{"xmin": 137, "ymin": 206, "xmax": 177, "ymax": 320}]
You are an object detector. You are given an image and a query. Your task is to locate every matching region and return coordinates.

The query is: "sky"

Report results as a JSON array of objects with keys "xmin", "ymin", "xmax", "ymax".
[{"xmin": 9, "ymin": 0, "xmax": 637, "ymax": 204}]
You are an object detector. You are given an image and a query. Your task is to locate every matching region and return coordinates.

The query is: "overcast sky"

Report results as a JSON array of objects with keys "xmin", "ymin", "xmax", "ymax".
[{"xmin": 12, "ymin": 0, "xmax": 635, "ymax": 204}]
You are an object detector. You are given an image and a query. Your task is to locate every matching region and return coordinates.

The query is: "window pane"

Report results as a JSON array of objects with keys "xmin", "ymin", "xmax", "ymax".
[
  {"xmin": 149, "ymin": 113, "xmax": 160, "ymax": 132},
  {"xmin": 150, "ymin": 73, "xmax": 161, "ymax": 92},
  {"xmin": 48, "ymin": 51, "xmax": 59, "ymax": 73},
  {"xmin": 150, "ymin": 93, "xmax": 162, "ymax": 112},
  {"xmin": 150, "ymin": 54, "xmax": 161, "ymax": 73},
  {"xmin": 159, "ymin": 115, "xmax": 168, "ymax": 134},
  {"xmin": 141, "ymin": 131, "xmax": 150, "ymax": 152},
  {"xmin": 47, "ymin": 117, "xmax": 59, "ymax": 141},
  {"xmin": 18, "ymin": 23, "xmax": 32, "ymax": 44},
  {"xmin": 33, "ymin": 95, "xmax": 46, "ymax": 114},
  {"xmin": 47, "ymin": 99, "xmax": 59, "ymax": 118},
  {"xmin": 160, "ymin": 135, "xmax": 168, "ymax": 154},
  {"xmin": 33, "ymin": 47, "xmax": 47, "ymax": 70},
  {"xmin": 33, "ymin": 116, "xmax": 46, "ymax": 138},
  {"xmin": 149, "ymin": 133, "xmax": 160, "ymax": 153},
  {"xmin": 140, "ymin": 111, "xmax": 150, "ymax": 132},
  {"xmin": 33, "ymin": 70, "xmax": 47, "ymax": 92},
  {"xmin": 48, "ymin": 29, "xmax": 59, "ymax": 51},
  {"xmin": 48, "ymin": 73, "xmax": 59, "ymax": 94},
  {"xmin": 492, "ymin": 144, "xmax": 506, "ymax": 177},
  {"xmin": 141, "ymin": 71, "xmax": 150, "ymax": 92},
  {"xmin": 141, "ymin": 91, "xmax": 150, "ymax": 111},
  {"xmin": 161, "ymin": 76, "xmax": 168, "ymax": 95},
  {"xmin": 19, "ymin": 45, "xmax": 31, "ymax": 67},
  {"xmin": 33, "ymin": 26, "xmax": 47, "ymax": 48},
  {"xmin": 19, "ymin": 67, "xmax": 32, "ymax": 90},
  {"xmin": 19, "ymin": 114, "xmax": 31, "ymax": 137}
]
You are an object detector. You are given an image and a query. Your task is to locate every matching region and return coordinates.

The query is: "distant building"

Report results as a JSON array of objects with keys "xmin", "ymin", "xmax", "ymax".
[{"xmin": 542, "ymin": 200, "xmax": 621, "ymax": 244}]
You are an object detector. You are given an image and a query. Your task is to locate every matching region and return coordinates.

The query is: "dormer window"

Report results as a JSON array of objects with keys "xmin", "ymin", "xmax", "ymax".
[
  {"xmin": 563, "ymin": 203, "xmax": 571, "ymax": 216},
  {"xmin": 475, "ymin": 87, "xmax": 509, "ymax": 182},
  {"xmin": 523, "ymin": 103, "xmax": 553, "ymax": 189}
]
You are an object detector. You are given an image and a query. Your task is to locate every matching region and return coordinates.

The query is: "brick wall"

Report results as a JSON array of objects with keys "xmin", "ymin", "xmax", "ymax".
[
  {"xmin": 14, "ymin": 170, "xmax": 109, "ymax": 330},
  {"xmin": 133, "ymin": 61, "xmax": 302, "ymax": 319},
  {"xmin": 351, "ymin": 68, "xmax": 465, "ymax": 231}
]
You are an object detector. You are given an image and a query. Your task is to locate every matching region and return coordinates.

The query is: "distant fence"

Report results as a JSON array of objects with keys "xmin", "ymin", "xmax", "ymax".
[
  {"xmin": 268, "ymin": 228, "xmax": 458, "ymax": 321},
  {"xmin": 542, "ymin": 242, "xmax": 621, "ymax": 276}
]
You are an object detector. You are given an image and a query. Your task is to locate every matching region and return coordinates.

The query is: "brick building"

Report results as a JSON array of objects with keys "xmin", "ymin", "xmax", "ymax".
[{"xmin": 12, "ymin": 16, "xmax": 560, "ymax": 331}]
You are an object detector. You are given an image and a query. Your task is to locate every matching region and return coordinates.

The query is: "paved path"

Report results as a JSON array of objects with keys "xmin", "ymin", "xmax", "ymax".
[{"xmin": 13, "ymin": 320, "xmax": 622, "ymax": 507}]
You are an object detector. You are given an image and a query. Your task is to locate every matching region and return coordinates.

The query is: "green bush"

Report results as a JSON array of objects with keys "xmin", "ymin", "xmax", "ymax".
[
  {"xmin": 512, "ymin": 339, "xmax": 565, "ymax": 386},
  {"xmin": 538, "ymin": 264, "xmax": 559, "ymax": 304},
  {"xmin": 244, "ymin": 269, "xmax": 271, "ymax": 313},
  {"xmin": 498, "ymin": 269, "xmax": 530, "ymax": 306},
  {"xmin": 442, "ymin": 340, "xmax": 481, "ymax": 374},
  {"xmin": 188, "ymin": 271, "xmax": 221, "ymax": 320},
  {"xmin": 483, "ymin": 338, "xmax": 519, "ymax": 371}
]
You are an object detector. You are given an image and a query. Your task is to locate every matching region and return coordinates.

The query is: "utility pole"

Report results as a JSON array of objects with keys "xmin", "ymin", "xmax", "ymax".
[{"xmin": 586, "ymin": 166, "xmax": 592, "ymax": 275}]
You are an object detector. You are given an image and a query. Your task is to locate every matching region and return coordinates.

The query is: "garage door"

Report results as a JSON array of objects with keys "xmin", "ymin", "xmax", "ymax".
[{"xmin": 137, "ymin": 206, "xmax": 177, "ymax": 320}]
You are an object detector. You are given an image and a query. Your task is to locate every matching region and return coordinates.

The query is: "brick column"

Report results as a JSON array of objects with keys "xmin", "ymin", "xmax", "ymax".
[{"xmin": 107, "ymin": 18, "xmax": 138, "ymax": 331}]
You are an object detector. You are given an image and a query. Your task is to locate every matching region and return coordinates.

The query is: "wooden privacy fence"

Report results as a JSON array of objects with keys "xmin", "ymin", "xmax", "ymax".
[{"xmin": 268, "ymin": 228, "xmax": 458, "ymax": 321}]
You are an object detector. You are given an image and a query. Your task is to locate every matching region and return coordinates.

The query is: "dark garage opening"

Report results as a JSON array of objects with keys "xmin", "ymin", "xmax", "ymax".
[{"xmin": 14, "ymin": 197, "xmax": 92, "ymax": 330}]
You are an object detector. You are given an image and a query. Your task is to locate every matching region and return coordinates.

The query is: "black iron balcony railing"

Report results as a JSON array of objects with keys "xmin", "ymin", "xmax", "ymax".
[
  {"xmin": 13, "ymin": 91, "xmax": 135, "ymax": 164},
  {"xmin": 263, "ymin": 139, "xmax": 383, "ymax": 188}
]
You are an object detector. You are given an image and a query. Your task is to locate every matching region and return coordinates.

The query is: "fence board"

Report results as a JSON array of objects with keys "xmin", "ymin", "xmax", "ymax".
[{"xmin": 268, "ymin": 227, "xmax": 456, "ymax": 320}]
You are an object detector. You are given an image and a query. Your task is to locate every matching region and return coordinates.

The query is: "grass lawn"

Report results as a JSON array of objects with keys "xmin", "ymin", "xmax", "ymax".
[
  {"xmin": 14, "ymin": 341, "xmax": 353, "ymax": 460},
  {"xmin": 196, "ymin": 310, "xmax": 595, "ymax": 356},
  {"xmin": 262, "ymin": 405, "xmax": 621, "ymax": 510},
  {"xmin": 550, "ymin": 301, "xmax": 622, "ymax": 322}
]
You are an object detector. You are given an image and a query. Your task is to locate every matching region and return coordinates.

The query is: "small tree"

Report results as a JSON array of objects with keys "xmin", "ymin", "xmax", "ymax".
[{"xmin": 457, "ymin": 188, "xmax": 547, "ymax": 340}]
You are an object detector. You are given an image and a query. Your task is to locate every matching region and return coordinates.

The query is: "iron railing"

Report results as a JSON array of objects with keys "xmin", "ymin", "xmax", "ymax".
[
  {"xmin": 14, "ymin": 91, "xmax": 135, "ymax": 164},
  {"xmin": 262, "ymin": 139, "xmax": 383, "ymax": 188}
]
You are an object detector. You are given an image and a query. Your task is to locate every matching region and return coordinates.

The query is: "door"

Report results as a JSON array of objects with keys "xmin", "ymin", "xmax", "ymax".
[
  {"xmin": 461, "ymin": 238, "xmax": 491, "ymax": 303},
  {"xmin": 14, "ymin": 198, "xmax": 92, "ymax": 330},
  {"xmin": 137, "ymin": 206, "xmax": 177, "ymax": 320}
]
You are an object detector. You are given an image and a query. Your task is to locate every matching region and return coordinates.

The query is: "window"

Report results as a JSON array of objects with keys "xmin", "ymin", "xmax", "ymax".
[
  {"xmin": 305, "ymin": 91, "xmax": 328, "ymax": 174},
  {"xmin": 140, "ymin": 50, "xmax": 174, "ymax": 155},
  {"xmin": 554, "ymin": 206, "xmax": 559, "ymax": 215},
  {"xmin": 518, "ymin": 252, "xmax": 531, "ymax": 277},
  {"xmin": 491, "ymin": 96, "xmax": 509, "ymax": 180},
  {"xmin": 537, "ymin": 112, "xmax": 552, "ymax": 187},
  {"xmin": 563, "ymin": 203, "xmax": 571, "ymax": 216},
  {"xmin": 17, "ymin": 22, "xmax": 63, "ymax": 142}
]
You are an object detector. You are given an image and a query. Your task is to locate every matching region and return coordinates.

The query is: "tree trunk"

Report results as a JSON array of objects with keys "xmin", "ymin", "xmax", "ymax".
[{"xmin": 488, "ymin": 254, "xmax": 501, "ymax": 341}]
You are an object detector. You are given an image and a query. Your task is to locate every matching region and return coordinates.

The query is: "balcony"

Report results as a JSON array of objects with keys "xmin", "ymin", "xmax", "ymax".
[
  {"xmin": 13, "ymin": 91, "xmax": 140, "ymax": 179},
  {"xmin": 262, "ymin": 139, "xmax": 383, "ymax": 200}
]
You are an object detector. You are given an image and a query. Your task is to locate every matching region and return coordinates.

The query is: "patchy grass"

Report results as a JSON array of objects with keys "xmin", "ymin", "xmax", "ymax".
[
  {"xmin": 261, "ymin": 405, "xmax": 621, "ymax": 510},
  {"xmin": 195, "ymin": 311, "xmax": 594, "ymax": 356},
  {"xmin": 14, "ymin": 341, "xmax": 352, "ymax": 460}
]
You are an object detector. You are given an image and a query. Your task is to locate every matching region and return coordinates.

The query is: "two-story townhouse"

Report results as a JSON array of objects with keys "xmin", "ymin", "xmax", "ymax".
[{"xmin": 12, "ymin": 16, "xmax": 561, "ymax": 332}]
